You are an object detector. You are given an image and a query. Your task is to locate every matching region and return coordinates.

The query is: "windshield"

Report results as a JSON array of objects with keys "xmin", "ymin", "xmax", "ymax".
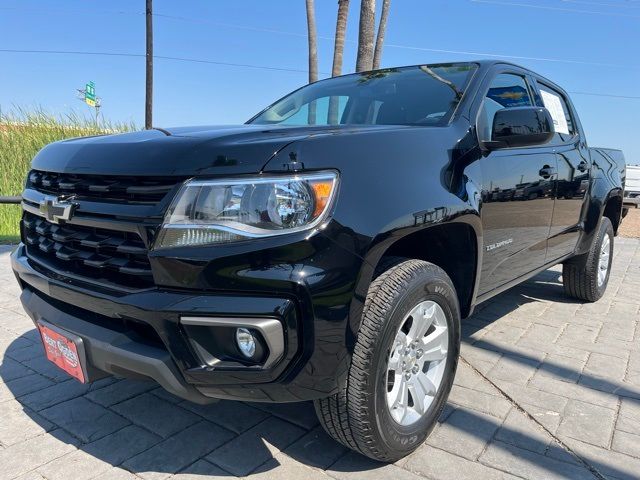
[{"xmin": 248, "ymin": 63, "xmax": 477, "ymax": 127}]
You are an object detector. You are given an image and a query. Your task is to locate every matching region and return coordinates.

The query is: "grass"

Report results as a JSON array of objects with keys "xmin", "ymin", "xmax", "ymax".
[{"xmin": 0, "ymin": 108, "xmax": 135, "ymax": 240}]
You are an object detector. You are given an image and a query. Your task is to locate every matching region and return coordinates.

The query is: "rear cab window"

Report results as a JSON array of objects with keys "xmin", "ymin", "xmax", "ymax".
[{"xmin": 536, "ymin": 83, "xmax": 576, "ymax": 143}]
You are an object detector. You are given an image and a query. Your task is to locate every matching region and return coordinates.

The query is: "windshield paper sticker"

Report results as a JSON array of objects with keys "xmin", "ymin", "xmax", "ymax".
[{"xmin": 540, "ymin": 90, "xmax": 569, "ymax": 135}]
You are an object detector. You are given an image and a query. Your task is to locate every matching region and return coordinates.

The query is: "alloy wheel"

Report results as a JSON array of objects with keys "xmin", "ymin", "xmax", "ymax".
[{"xmin": 386, "ymin": 300, "xmax": 449, "ymax": 426}]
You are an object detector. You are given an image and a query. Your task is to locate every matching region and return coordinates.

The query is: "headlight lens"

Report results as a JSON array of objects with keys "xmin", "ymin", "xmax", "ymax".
[{"xmin": 154, "ymin": 171, "xmax": 338, "ymax": 248}]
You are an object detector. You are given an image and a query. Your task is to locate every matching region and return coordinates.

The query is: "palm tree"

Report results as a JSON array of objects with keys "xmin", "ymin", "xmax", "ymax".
[
  {"xmin": 327, "ymin": 0, "xmax": 350, "ymax": 124},
  {"xmin": 305, "ymin": 0, "xmax": 318, "ymax": 124},
  {"xmin": 331, "ymin": 0, "xmax": 350, "ymax": 77},
  {"xmin": 355, "ymin": 0, "xmax": 375, "ymax": 72},
  {"xmin": 372, "ymin": 0, "xmax": 391, "ymax": 70}
]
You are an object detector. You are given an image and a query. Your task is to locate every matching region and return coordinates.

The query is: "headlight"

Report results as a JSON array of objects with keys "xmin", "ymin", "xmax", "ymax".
[{"xmin": 154, "ymin": 171, "xmax": 339, "ymax": 248}]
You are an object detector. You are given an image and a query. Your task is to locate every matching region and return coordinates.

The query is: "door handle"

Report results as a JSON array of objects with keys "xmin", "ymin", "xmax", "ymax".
[
  {"xmin": 577, "ymin": 161, "xmax": 589, "ymax": 173},
  {"xmin": 539, "ymin": 165, "xmax": 556, "ymax": 179}
]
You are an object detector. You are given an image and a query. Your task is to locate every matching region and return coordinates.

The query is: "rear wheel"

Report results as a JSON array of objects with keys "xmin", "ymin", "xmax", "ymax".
[
  {"xmin": 314, "ymin": 259, "xmax": 461, "ymax": 462},
  {"xmin": 563, "ymin": 216, "xmax": 614, "ymax": 302}
]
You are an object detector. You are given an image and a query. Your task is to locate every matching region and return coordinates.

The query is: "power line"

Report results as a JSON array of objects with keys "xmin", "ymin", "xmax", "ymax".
[
  {"xmin": 383, "ymin": 43, "xmax": 627, "ymax": 68},
  {"xmin": 569, "ymin": 91, "xmax": 640, "ymax": 99},
  {"xmin": 151, "ymin": 12, "xmax": 634, "ymax": 69},
  {"xmin": 155, "ymin": 54, "xmax": 328, "ymax": 74},
  {"xmin": 0, "ymin": 49, "xmax": 324, "ymax": 75},
  {"xmin": 0, "ymin": 6, "xmax": 140, "ymax": 16},
  {"xmin": 470, "ymin": 0, "xmax": 640, "ymax": 17},
  {"xmin": 153, "ymin": 13, "xmax": 311, "ymax": 38},
  {"xmin": 560, "ymin": 0, "xmax": 640, "ymax": 7},
  {"xmin": 0, "ymin": 6, "xmax": 634, "ymax": 69},
  {"xmin": 1, "ymin": 48, "xmax": 638, "ymax": 100}
]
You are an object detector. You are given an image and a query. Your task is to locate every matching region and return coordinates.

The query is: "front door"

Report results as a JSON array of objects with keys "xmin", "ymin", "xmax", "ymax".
[{"xmin": 476, "ymin": 72, "xmax": 557, "ymax": 295}]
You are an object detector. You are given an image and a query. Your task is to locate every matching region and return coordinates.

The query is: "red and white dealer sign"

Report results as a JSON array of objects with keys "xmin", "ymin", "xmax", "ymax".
[{"xmin": 37, "ymin": 322, "xmax": 86, "ymax": 383}]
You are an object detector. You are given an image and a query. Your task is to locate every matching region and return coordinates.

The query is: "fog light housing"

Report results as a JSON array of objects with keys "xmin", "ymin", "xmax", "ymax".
[
  {"xmin": 180, "ymin": 316, "xmax": 285, "ymax": 368},
  {"xmin": 236, "ymin": 328, "xmax": 257, "ymax": 358}
]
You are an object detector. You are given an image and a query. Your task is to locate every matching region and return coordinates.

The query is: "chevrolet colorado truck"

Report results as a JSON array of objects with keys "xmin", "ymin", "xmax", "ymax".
[{"xmin": 12, "ymin": 61, "xmax": 625, "ymax": 461}]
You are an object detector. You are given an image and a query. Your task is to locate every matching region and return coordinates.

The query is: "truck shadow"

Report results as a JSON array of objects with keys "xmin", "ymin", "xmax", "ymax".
[{"xmin": 1, "ymin": 267, "xmax": 637, "ymax": 478}]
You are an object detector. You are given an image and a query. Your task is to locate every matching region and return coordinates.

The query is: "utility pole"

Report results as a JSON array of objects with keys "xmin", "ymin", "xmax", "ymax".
[{"xmin": 145, "ymin": 0, "xmax": 153, "ymax": 129}]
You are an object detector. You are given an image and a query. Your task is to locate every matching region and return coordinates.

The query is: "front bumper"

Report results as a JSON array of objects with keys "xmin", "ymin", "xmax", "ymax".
[{"xmin": 12, "ymin": 236, "xmax": 364, "ymax": 402}]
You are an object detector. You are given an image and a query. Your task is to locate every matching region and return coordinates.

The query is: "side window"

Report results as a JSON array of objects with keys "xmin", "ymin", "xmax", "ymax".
[
  {"xmin": 478, "ymin": 73, "xmax": 532, "ymax": 141},
  {"xmin": 537, "ymin": 83, "xmax": 575, "ymax": 142}
]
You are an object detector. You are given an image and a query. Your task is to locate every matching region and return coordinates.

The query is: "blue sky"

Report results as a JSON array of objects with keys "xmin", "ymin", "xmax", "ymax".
[{"xmin": 1, "ymin": 0, "xmax": 638, "ymax": 162}]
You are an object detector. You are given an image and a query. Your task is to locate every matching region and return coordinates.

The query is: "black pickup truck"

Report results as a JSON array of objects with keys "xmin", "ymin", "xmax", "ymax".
[{"xmin": 11, "ymin": 61, "xmax": 625, "ymax": 461}]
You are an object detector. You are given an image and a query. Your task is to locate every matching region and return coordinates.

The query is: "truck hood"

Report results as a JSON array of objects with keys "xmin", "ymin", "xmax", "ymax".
[{"xmin": 31, "ymin": 124, "xmax": 409, "ymax": 177}]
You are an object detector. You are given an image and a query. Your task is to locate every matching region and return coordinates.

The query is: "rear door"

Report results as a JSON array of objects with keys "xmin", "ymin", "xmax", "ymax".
[
  {"xmin": 476, "ymin": 70, "xmax": 557, "ymax": 295},
  {"xmin": 533, "ymin": 80, "xmax": 590, "ymax": 261}
]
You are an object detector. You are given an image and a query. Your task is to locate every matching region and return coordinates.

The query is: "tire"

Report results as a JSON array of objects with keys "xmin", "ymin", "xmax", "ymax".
[
  {"xmin": 314, "ymin": 259, "xmax": 461, "ymax": 462},
  {"xmin": 563, "ymin": 216, "xmax": 614, "ymax": 302}
]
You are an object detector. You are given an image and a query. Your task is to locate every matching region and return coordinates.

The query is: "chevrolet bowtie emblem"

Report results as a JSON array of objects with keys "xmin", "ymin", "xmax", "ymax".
[{"xmin": 39, "ymin": 196, "xmax": 77, "ymax": 224}]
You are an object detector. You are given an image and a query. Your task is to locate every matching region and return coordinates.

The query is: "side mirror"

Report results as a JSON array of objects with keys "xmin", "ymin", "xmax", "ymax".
[{"xmin": 484, "ymin": 106, "xmax": 554, "ymax": 150}]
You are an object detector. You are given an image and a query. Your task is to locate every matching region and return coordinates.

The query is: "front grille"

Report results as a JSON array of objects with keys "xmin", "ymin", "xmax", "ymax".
[
  {"xmin": 23, "ymin": 211, "xmax": 154, "ymax": 290},
  {"xmin": 27, "ymin": 170, "xmax": 180, "ymax": 203}
]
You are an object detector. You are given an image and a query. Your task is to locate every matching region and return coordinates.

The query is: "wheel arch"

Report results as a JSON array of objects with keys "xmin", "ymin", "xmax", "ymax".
[
  {"xmin": 351, "ymin": 217, "xmax": 482, "ymax": 335},
  {"xmin": 602, "ymin": 191, "xmax": 623, "ymax": 234},
  {"xmin": 575, "ymin": 182, "xmax": 624, "ymax": 256}
]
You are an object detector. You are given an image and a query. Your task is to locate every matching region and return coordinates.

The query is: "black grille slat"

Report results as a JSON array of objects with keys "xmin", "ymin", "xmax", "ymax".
[
  {"xmin": 27, "ymin": 170, "xmax": 179, "ymax": 204},
  {"xmin": 55, "ymin": 245, "xmax": 91, "ymax": 261},
  {"xmin": 126, "ymin": 184, "xmax": 173, "ymax": 195},
  {"xmin": 120, "ymin": 264, "xmax": 153, "ymax": 276},
  {"xmin": 35, "ymin": 222, "xmax": 52, "ymax": 236},
  {"xmin": 117, "ymin": 242, "xmax": 147, "ymax": 255},
  {"xmin": 83, "ymin": 254, "xmax": 112, "ymax": 268},
  {"xmin": 51, "ymin": 227, "xmax": 88, "ymax": 243},
  {"xmin": 22, "ymin": 211, "xmax": 153, "ymax": 289},
  {"xmin": 25, "ymin": 233, "xmax": 38, "ymax": 245},
  {"xmin": 38, "ymin": 238, "xmax": 55, "ymax": 253},
  {"xmin": 23, "ymin": 216, "xmax": 37, "ymax": 229},
  {"xmin": 80, "ymin": 234, "xmax": 116, "ymax": 248}
]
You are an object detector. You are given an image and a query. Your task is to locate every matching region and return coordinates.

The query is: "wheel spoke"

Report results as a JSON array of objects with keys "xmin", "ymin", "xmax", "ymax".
[
  {"xmin": 419, "ymin": 326, "xmax": 448, "ymax": 361},
  {"xmin": 395, "ymin": 330, "xmax": 408, "ymax": 348},
  {"xmin": 408, "ymin": 374, "xmax": 436, "ymax": 415},
  {"xmin": 408, "ymin": 302, "xmax": 436, "ymax": 340},
  {"xmin": 388, "ymin": 357, "xmax": 398, "ymax": 371},
  {"xmin": 388, "ymin": 375, "xmax": 409, "ymax": 422},
  {"xmin": 388, "ymin": 351, "xmax": 401, "ymax": 371}
]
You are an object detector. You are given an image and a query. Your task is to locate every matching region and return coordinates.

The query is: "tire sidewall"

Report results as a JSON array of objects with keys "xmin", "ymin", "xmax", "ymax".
[{"xmin": 367, "ymin": 267, "xmax": 461, "ymax": 457}]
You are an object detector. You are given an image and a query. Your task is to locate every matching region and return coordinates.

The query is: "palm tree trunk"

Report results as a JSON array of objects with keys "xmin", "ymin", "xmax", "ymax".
[
  {"xmin": 373, "ymin": 0, "xmax": 391, "ymax": 70},
  {"xmin": 306, "ymin": 0, "xmax": 318, "ymax": 124},
  {"xmin": 355, "ymin": 0, "xmax": 375, "ymax": 73},
  {"xmin": 328, "ymin": 0, "xmax": 350, "ymax": 124},
  {"xmin": 331, "ymin": 0, "xmax": 350, "ymax": 77}
]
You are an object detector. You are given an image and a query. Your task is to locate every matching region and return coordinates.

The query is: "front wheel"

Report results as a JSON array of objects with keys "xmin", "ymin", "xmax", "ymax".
[
  {"xmin": 314, "ymin": 259, "xmax": 461, "ymax": 462},
  {"xmin": 563, "ymin": 216, "xmax": 614, "ymax": 302}
]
